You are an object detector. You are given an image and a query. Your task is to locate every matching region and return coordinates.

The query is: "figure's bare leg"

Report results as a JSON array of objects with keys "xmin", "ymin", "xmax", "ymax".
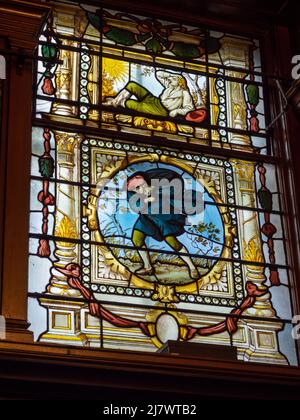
[
  {"xmin": 138, "ymin": 249, "xmax": 152, "ymax": 271},
  {"xmin": 178, "ymin": 245, "xmax": 198, "ymax": 279},
  {"xmin": 132, "ymin": 229, "xmax": 154, "ymax": 276},
  {"xmin": 103, "ymin": 88, "xmax": 131, "ymax": 107},
  {"xmin": 165, "ymin": 236, "xmax": 198, "ymax": 279},
  {"xmin": 104, "ymin": 82, "xmax": 150, "ymax": 108}
]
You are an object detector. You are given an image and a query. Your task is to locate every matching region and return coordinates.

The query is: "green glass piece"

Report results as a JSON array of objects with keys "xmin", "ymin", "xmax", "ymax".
[
  {"xmin": 105, "ymin": 27, "xmax": 137, "ymax": 46},
  {"xmin": 246, "ymin": 83, "xmax": 259, "ymax": 106},
  {"xmin": 171, "ymin": 42, "xmax": 199, "ymax": 58},
  {"xmin": 258, "ymin": 188, "xmax": 273, "ymax": 212},
  {"xmin": 38, "ymin": 155, "xmax": 55, "ymax": 178},
  {"xmin": 42, "ymin": 44, "xmax": 56, "ymax": 59},
  {"xmin": 145, "ymin": 38, "xmax": 163, "ymax": 54}
]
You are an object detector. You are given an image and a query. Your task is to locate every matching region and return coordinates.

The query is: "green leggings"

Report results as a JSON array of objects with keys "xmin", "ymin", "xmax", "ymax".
[
  {"xmin": 132, "ymin": 229, "xmax": 183, "ymax": 252},
  {"xmin": 124, "ymin": 82, "xmax": 168, "ymax": 117}
]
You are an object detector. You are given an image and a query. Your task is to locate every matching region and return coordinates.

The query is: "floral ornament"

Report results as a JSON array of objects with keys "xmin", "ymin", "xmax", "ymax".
[
  {"xmin": 86, "ymin": 11, "xmax": 220, "ymax": 59},
  {"xmin": 41, "ymin": 44, "xmax": 58, "ymax": 95},
  {"xmin": 42, "ymin": 74, "xmax": 55, "ymax": 96},
  {"xmin": 246, "ymin": 45, "xmax": 260, "ymax": 132},
  {"xmin": 37, "ymin": 128, "xmax": 55, "ymax": 258},
  {"xmin": 257, "ymin": 164, "xmax": 280, "ymax": 286},
  {"xmin": 246, "ymin": 83, "xmax": 260, "ymax": 132},
  {"xmin": 136, "ymin": 19, "xmax": 170, "ymax": 54},
  {"xmin": 41, "ymin": 17, "xmax": 59, "ymax": 96}
]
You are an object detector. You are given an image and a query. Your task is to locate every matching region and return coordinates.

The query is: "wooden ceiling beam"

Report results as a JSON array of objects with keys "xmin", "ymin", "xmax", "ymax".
[{"xmin": 0, "ymin": 0, "xmax": 50, "ymax": 55}]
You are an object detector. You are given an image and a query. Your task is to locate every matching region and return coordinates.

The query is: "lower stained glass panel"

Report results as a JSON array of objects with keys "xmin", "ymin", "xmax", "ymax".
[{"xmin": 27, "ymin": 126, "xmax": 298, "ymax": 365}]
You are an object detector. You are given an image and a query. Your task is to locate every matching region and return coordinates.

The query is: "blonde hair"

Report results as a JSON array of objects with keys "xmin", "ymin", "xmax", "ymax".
[{"xmin": 177, "ymin": 75, "xmax": 188, "ymax": 90}]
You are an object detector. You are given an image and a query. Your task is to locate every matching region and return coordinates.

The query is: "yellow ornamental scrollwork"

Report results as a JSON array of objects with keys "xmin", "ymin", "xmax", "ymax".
[
  {"xmin": 243, "ymin": 238, "xmax": 264, "ymax": 264},
  {"xmin": 83, "ymin": 194, "xmax": 98, "ymax": 231},
  {"xmin": 152, "ymin": 284, "xmax": 179, "ymax": 303},
  {"xmin": 55, "ymin": 215, "xmax": 78, "ymax": 247},
  {"xmin": 232, "ymin": 159, "xmax": 255, "ymax": 180},
  {"xmin": 133, "ymin": 117, "xmax": 177, "ymax": 133},
  {"xmin": 56, "ymin": 132, "xmax": 80, "ymax": 153}
]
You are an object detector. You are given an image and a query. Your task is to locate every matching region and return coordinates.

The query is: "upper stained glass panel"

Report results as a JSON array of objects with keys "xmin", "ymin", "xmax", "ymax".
[{"xmin": 35, "ymin": 1, "xmax": 268, "ymax": 154}]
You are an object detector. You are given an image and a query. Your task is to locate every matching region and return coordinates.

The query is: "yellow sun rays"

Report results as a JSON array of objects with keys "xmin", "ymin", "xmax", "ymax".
[{"xmin": 102, "ymin": 58, "xmax": 129, "ymax": 83}]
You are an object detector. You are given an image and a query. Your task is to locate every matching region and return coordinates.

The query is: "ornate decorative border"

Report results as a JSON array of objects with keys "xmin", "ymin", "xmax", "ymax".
[{"xmin": 81, "ymin": 137, "xmax": 244, "ymax": 307}]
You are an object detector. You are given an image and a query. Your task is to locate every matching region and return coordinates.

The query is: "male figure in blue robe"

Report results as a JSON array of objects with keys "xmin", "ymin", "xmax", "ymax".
[{"xmin": 126, "ymin": 168, "xmax": 199, "ymax": 279}]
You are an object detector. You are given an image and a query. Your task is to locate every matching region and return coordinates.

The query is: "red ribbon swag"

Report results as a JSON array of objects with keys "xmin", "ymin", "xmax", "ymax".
[
  {"xmin": 185, "ymin": 282, "xmax": 266, "ymax": 340},
  {"xmin": 58, "ymin": 264, "xmax": 153, "ymax": 337},
  {"xmin": 59, "ymin": 263, "xmax": 267, "ymax": 341}
]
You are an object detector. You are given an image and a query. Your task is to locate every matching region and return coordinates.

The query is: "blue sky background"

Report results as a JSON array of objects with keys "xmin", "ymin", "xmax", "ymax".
[{"xmin": 97, "ymin": 162, "xmax": 224, "ymax": 258}]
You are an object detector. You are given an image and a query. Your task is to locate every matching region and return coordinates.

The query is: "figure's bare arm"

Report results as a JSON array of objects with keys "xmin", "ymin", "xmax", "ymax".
[
  {"xmin": 156, "ymin": 70, "xmax": 170, "ymax": 87},
  {"xmin": 169, "ymin": 91, "xmax": 194, "ymax": 117},
  {"xmin": 176, "ymin": 91, "xmax": 195, "ymax": 115}
]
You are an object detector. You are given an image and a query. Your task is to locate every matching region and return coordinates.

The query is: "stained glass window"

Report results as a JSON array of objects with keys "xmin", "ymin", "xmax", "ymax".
[{"xmin": 28, "ymin": 1, "xmax": 298, "ymax": 365}]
